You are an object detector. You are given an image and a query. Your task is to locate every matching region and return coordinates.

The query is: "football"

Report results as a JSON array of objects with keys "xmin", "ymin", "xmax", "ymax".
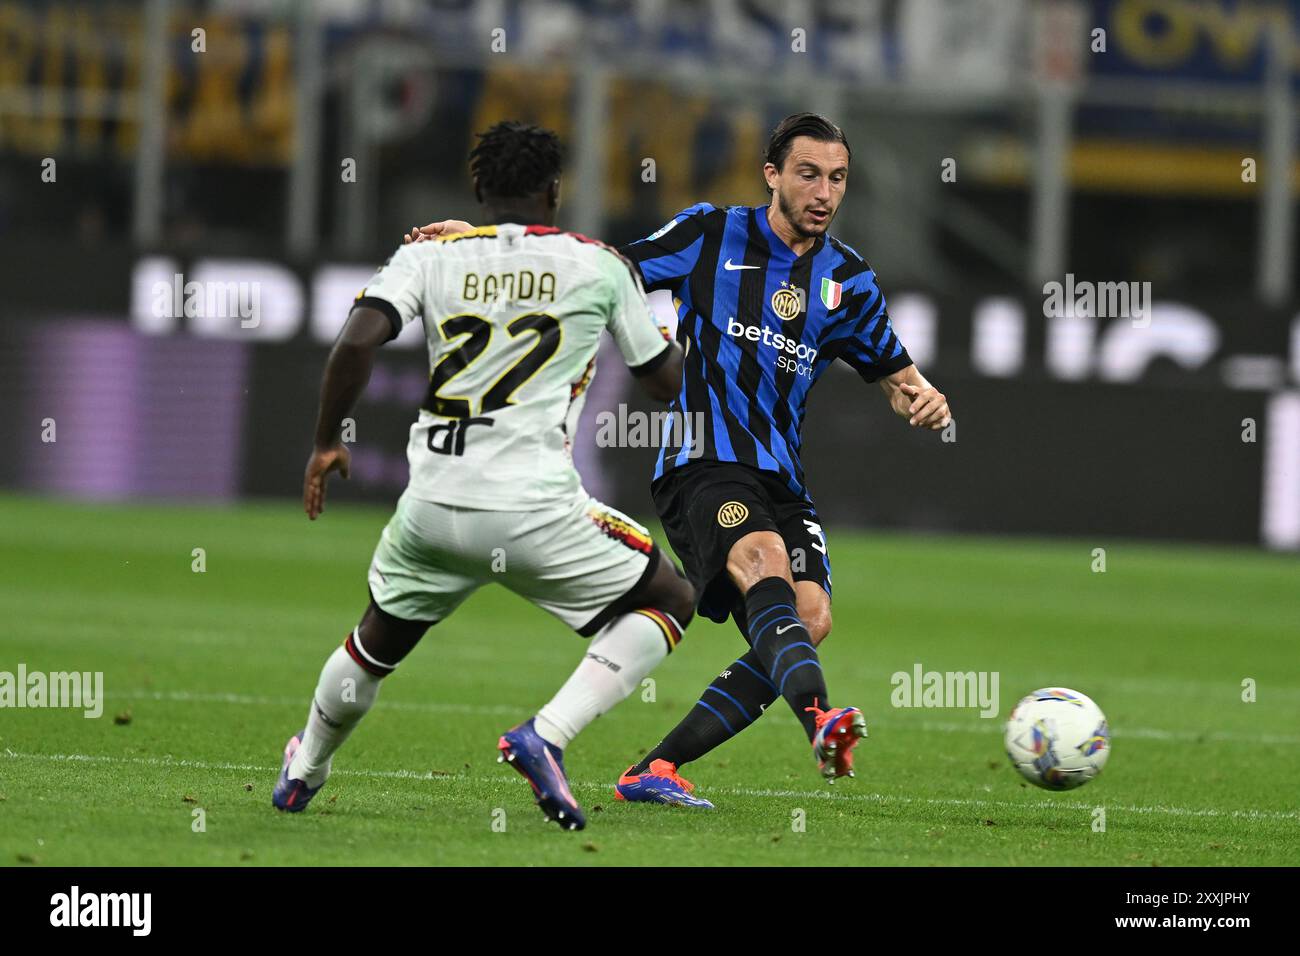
[{"xmin": 1004, "ymin": 688, "xmax": 1110, "ymax": 791}]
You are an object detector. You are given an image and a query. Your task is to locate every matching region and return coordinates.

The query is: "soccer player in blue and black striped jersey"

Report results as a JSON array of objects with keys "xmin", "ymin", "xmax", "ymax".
[
  {"xmin": 610, "ymin": 113, "xmax": 952, "ymax": 807},
  {"xmin": 408, "ymin": 113, "xmax": 952, "ymax": 808}
]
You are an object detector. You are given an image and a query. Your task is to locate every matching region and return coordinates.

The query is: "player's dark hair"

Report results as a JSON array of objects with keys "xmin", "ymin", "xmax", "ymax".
[
  {"xmin": 763, "ymin": 113, "xmax": 851, "ymax": 190},
  {"xmin": 469, "ymin": 121, "xmax": 562, "ymax": 199}
]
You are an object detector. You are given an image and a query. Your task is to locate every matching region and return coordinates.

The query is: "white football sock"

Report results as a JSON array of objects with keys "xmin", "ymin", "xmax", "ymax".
[
  {"xmin": 534, "ymin": 609, "xmax": 682, "ymax": 749},
  {"xmin": 288, "ymin": 634, "xmax": 388, "ymax": 787}
]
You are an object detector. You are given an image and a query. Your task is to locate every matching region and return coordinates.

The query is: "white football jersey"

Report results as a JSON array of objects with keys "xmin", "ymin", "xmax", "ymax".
[{"xmin": 355, "ymin": 223, "xmax": 672, "ymax": 509}]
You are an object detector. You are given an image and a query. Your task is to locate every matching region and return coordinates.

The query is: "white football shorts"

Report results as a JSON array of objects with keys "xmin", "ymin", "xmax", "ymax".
[{"xmin": 367, "ymin": 489, "xmax": 660, "ymax": 634}]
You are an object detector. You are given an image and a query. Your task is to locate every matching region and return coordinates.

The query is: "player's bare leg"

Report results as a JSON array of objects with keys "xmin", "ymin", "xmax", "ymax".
[
  {"xmin": 721, "ymin": 533, "xmax": 863, "ymax": 780},
  {"xmin": 719, "ymin": 533, "xmax": 864, "ymax": 780},
  {"xmin": 272, "ymin": 601, "xmax": 431, "ymax": 812}
]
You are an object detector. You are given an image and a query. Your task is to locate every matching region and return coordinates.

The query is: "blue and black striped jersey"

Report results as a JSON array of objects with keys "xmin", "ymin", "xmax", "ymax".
[{"xmin": 619, "ymin": 203, "xmax": 912, "ymax": 499}]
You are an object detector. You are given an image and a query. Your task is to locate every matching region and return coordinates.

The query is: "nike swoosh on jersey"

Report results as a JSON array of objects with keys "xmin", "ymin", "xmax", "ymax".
[{"xmin": 723, "ymin": 259, "xmax": 760, "ymax": 270}]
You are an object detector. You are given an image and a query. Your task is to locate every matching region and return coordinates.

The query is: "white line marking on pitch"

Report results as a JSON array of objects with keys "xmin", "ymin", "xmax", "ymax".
[
  {"xmin": 113, "ymin": 689, "xmax": 527, "ymax": 716},
  {"xmin": 106, "ymin": 688, "xmax": 1300, "ymax": 746},
  {"xmin": 3, "ymin": 750, "xmax": 1297, "ymax": 823}
]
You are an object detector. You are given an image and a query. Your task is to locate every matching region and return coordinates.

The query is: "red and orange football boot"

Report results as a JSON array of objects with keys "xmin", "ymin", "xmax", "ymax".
[{"xmin": 806, "ymin": 702, "xmax": 868, "ymax": 782}]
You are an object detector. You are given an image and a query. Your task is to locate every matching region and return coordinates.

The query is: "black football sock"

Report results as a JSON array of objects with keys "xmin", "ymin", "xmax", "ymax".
[
  {"xmin": 744, "ymin": 576, "xmax": 827, "ymax": 740},
  {"xmin": 630, "ymin": 648, "xmax": 779, "ymax": 774}
]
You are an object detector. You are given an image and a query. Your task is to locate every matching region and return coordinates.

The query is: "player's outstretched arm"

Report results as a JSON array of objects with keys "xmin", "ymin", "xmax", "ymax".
[
  {"xmin": 304, "ymin": 307, "xmax": 393, "ymax": 520},
  {"xmin": 878, "ymin": 365, "xmax": 952, "ymax": 430}
]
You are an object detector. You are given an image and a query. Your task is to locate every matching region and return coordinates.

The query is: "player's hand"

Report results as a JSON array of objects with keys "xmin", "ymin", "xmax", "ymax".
[
  {"xmin": 303, "ymin": 443, "xmax": 351, "ymax": 520},
  {"xmin": 403, "ymin": 220, "xmax": 474, "ymax": 244},
  {"xmin": 898, "ymin": 382, "xmax": 951, "ymax": 430}
]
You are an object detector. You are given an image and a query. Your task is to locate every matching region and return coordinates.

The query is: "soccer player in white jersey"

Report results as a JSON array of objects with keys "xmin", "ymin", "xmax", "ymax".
[{"xmin": 272, "ymin": 122, "xmax": 695, "ymax": 830}]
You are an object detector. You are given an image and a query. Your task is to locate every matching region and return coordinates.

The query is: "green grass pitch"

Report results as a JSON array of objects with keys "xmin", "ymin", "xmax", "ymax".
[{"xmin": 1, "ymin": 494, "xmax": 1297, "ymax": 866}]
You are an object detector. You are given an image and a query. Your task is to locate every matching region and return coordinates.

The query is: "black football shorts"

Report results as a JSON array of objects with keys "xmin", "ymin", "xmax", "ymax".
[{"xmin": 651, "ymin": 460, "xmax": 831, "ymax": 623}]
